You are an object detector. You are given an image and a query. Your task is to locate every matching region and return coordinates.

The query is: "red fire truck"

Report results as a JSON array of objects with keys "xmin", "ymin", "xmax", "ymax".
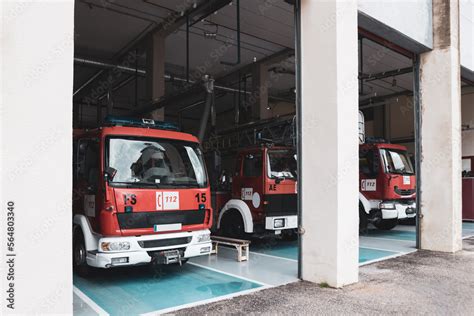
[
  {"xmin": 73, "ymin": 117, "xmax": 212, "ymax": 274},
  {"xmin": 213, "ymin": 145, "xmax": 298, "ymax": 240},
  {"xmin": 359, "ymin": 139, "xmax": 416, "ymax": 231}
]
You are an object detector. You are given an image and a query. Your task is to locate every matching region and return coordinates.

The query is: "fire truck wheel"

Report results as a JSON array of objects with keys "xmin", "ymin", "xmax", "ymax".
[
  {"xmin": 359, "ymin": 204, "xmax": 368, "ymax": 234},
  {"xmin": 282, "ymin": 229, "xmax": 298, "ymax": 241},
  {"xmin": 221, "ymin": 210, "xmax": 245, "ymax": 239},
  {"xmin": 374, "ymin": 218, "xmax": 398, "ymax": 230},
  {"xmin": 73, "ymin": 229, "xmax": 91, "ymax": 277}
]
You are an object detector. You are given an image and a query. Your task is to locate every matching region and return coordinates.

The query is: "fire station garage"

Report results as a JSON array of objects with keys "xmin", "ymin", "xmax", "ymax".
[{"xmin": 16, "ymin": 0, "xmax": 469, "ymax": 314}]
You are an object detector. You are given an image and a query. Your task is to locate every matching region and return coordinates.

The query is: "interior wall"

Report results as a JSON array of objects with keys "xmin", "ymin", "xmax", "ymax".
[
  {"xmin": 462, "ymin": 90, "xmax": 474, "ymax": 156},
  {"xmin": 364, "ymin": 89, "xmax": 474, "ymax": 157},
  {"xmin": 386, "ymin": 95, "xmax": 415, "ymax": 141}
]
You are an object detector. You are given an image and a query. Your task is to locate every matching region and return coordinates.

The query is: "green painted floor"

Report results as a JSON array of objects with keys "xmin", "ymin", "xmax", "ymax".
[
  {"xmin": 250, "ymin": 240, "xmax": 399, "ymax": 263},
  {"xmin": 74, "ymin": 222, "xmax": 474, "ymax": 315},
  {"xmin": 74, "ymin": 264, "xmax": 261, "ymax": 315}
]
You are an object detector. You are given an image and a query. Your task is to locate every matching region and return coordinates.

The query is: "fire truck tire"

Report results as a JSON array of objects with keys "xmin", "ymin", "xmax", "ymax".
[
  {"xmin": 359, "ymin": 204, "xmax": 368, "ymax": 234},
  {"xmin": 221, "ymin": 210, "xmax": 245, "ymax": 239},
  {"xmin": 73, "ymin": 229, "xmax": 91, "ymax": 277},
  {"xmin": 374, "ymin": 218, "xmax": 398, "ymax": 230},
  {"xmin": 282, "ymin": 229, "xmax": 298, "ymax": 241}
]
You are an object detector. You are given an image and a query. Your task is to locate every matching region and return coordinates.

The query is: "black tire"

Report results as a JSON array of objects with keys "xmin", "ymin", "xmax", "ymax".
[
  {"xmin": 282, "ymin": 229, "xmax": 298, "ymax": 241},
  {"xmin": 73, "ymin": 229, "xmax": 91, "ymax": 277},
  {"xmin": 221, "ymin": 210, "xmax": 245, "ymax": 239},
  {"xmin": 373, "ymin": 218, "xmax": 398, "ymax": 230},
  {"xmin": 359, "ymin": 204, "xmax": 368, "ymax": 234}
]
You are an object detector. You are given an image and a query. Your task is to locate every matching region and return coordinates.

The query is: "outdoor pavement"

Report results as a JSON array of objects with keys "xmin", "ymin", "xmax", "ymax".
[{"xmin": 177, "ymin": 237, "xmax": 474, "ymax": 315}]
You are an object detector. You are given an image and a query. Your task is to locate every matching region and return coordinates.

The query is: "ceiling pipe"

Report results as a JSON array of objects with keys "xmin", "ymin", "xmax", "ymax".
[{"xmin": 75, "ymin": 57, "xmax": 252, "ymax": 96}]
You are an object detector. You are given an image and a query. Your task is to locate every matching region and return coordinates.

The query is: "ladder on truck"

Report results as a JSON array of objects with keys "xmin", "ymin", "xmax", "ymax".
[{"xmin": 202, "ymin": 114, "xmax": 296, "ymax": 153}]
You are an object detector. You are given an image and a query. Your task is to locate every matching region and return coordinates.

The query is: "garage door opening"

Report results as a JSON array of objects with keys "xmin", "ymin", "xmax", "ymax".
[
  {"xmin": 357, "ymin": 31, "xmax": 419, "ymax": 261},
  {"xmin": 72, "ymin": 1, "xmax": 299, "ymax": 314}
]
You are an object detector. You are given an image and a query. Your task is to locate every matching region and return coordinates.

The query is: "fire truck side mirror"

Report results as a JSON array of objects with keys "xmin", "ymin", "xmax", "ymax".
[{"xmin": 105, "ymin": 167, "xmax": 117, "ymax": 181}]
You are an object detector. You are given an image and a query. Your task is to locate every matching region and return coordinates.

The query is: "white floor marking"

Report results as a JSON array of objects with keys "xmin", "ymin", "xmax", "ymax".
[
  {"xmin": 188, "ymin": 261, "xmax": 270, "ymax": 287},
  {"xmin": 360, "ymin": 236, "xmax": 416, "ymax": 243},
  {"xmin": 248, "ymin": 249, "xmax": 298, "ymax": 262},
  {"xmin": 73, "ymin": 285, "xmax": 109, "ymax": 316},
  {"xmin": 359, "ymin": 245, "xmax": 413, "ymax": 253},
  {"xmin": 215, "ymin": 243, "xmax": 299, "ymax": 262},
  {"xmin": 462, "ymin": 234, "xmax": 474, "ymax": 240},
  {"xmin": 140, "ymin": 285, "xmax": 272, "ymax": 316},
  {"xmin": 359, "ymin": 250, "xmax": 417, "ymax": 266}
]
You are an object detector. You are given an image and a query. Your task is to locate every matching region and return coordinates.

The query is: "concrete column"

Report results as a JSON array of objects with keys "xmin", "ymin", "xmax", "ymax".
[
  {"xmin": 250, "ymin": 63, "xmax": 270, "ymax": 120},
  {"xmin": 146, "ymin": 32, "xmax": 165, "ymax": 121},
  {"xmin": 419, "ymin": 0, "xmax": 462, "ymax": 252},
  {"xmin": 300, "ymin": 0, "xmax": 359, "ymax": 287}
]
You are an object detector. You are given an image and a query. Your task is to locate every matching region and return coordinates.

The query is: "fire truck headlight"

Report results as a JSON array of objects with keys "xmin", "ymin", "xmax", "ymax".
[
  {"xmin": 274, "ymin": 218, "xmax": 285, "ymax": 228},
  {"xmin": 197, "ymin": 233, "xmax": 211, "ymax": 243},
  {"xmin": 101, "ymin": 241, "xmax": 131, "ymax": 252},
  {"xmin": 379, "ymin": 202, "xmax": 395, "ymax": 210}
]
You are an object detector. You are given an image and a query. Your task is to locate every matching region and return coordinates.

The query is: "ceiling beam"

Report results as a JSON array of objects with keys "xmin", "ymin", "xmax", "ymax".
[
  {"xmin": 216, "ymin": 47, "xmax": 294, "ymax": 84},
  {"xmin": 74, "ymin": 0, "xmax": 232, "ymax": 100},
  {"xmin": 359, "ymin": 91, "xmax": 412, "ymax": 107},
  {"xmin": 360, "ymin": 66, "xmax": 413, "ymax": 82}
]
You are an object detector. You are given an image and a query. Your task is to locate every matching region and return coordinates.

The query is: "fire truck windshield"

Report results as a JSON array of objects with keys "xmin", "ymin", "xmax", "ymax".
[
  {"xmin": 380, "ymin": 148, "xmax": 414, "ymax": 175},
  {"xmin": 107, "ymin": 137, "xmax": 207, "ymax": 188},
  {"xmin": 267, "ymin": 149, "xmax": 297, "ymax": 179}
]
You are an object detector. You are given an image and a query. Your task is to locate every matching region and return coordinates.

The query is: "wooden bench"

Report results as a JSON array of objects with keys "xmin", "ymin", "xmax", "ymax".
[{"xmin": 210, "ymin": 236, "xmax": 251, "ymax": 262}]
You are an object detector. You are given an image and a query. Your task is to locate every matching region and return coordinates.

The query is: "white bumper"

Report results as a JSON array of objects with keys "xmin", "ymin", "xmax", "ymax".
[
  {"xmin": 265, "ymin": 215, "xmax": 298, "ymax": 230},
  {"xmin": 86, "ymin": 229, "xmax": 212, "ymax": 268},
  {"xmin": 381, "ymin": 201, "xmax": 416, "ymax": 220}
]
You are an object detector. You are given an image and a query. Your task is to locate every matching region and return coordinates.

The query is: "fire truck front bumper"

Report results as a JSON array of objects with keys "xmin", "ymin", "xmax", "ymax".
[
  {"xmin": 86, "ymin": 229, "xmax": 212, "ymax": 268},
  {"xmin": 380, "ymin": 201, "xmax": 416, "ymax": 220}
]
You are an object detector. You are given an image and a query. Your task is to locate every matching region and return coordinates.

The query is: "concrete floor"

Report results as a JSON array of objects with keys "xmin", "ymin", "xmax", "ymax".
[
  {"xmin": 73, "ymin": 222, "xmax": 474, "ymax": 315},
  {"xmin": 178, "ymin": 236, "xmax": 474, "ymax": 315}
]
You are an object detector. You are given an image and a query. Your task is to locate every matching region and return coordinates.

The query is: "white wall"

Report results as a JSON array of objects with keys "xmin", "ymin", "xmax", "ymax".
[
  {"xmin": 460, "ymin": 0, "xmax": 474, "ymax": 71},
  {"xmin": 358, "ymin": 0, "xmax": 433, "ymax": 48},
  {"xmin": 1, "ymin": 1, "xmax": 74, "ymax": 313}
]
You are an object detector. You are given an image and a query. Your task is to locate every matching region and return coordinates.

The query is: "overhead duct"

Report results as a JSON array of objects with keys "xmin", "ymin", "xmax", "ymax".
[{"xmin": 198, "ymin": 76, "xmax": 215, "ymax": 142}]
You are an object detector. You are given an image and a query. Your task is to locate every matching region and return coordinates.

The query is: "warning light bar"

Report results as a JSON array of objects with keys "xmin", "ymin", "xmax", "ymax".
[{"xmin": 104, "ymin": 116, "xmax": 180, "ymax": 131}]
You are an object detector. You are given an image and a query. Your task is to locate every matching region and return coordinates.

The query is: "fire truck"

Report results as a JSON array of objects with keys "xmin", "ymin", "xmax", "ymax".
[
  {"xmin": 358, "ymin": 112, "xmax": 416, "ymax": 232},
  {"xmin": 212, "ymin": 144, "xmax": 298, "ymax": 240},
  {"xmin": 73, "ymin": 117, "xmax": 212, "ymax": 275}
]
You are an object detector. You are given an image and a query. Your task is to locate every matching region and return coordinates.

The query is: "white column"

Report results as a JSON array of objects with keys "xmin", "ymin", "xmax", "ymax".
[
  {"xmin": 419, "ymin": 0, "xmax": 462, "ymax": 252},
  {"xmin": 146, "ymin": 32, "xmax": 165, "ymax": 121},
  {"xmin": 300, "ymin": 0, "xmax": 359, "ymax": 287}
]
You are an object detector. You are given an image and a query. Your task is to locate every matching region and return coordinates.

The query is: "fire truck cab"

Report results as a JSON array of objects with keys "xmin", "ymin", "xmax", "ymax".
[
  {"xmin": 215, "ymin": 145, "xmax": 298, "ymax": 240},
  {"xmin": 359, "ymin": 141, "xmax": 417, "ymax": 231},
  {"xmin": 73, "ymin": 117, "xmax": 212, "ymax": 274}
]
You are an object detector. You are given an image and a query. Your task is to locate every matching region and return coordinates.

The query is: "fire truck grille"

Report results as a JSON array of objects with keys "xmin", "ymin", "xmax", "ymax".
[
  {"xmin": 264, "ymin": 194, "xmax": 297, "ymax": 216},
  {"xmin": 394, "ymin": 186, "xmax": 416, "ymax": 196},
  {"xmin": 117, "ymin": 210, "xmax": 207, "ymax": 230},
  {"xmin": 138, "ymin": 237, "xmax": 192, "ymax": 248}
]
